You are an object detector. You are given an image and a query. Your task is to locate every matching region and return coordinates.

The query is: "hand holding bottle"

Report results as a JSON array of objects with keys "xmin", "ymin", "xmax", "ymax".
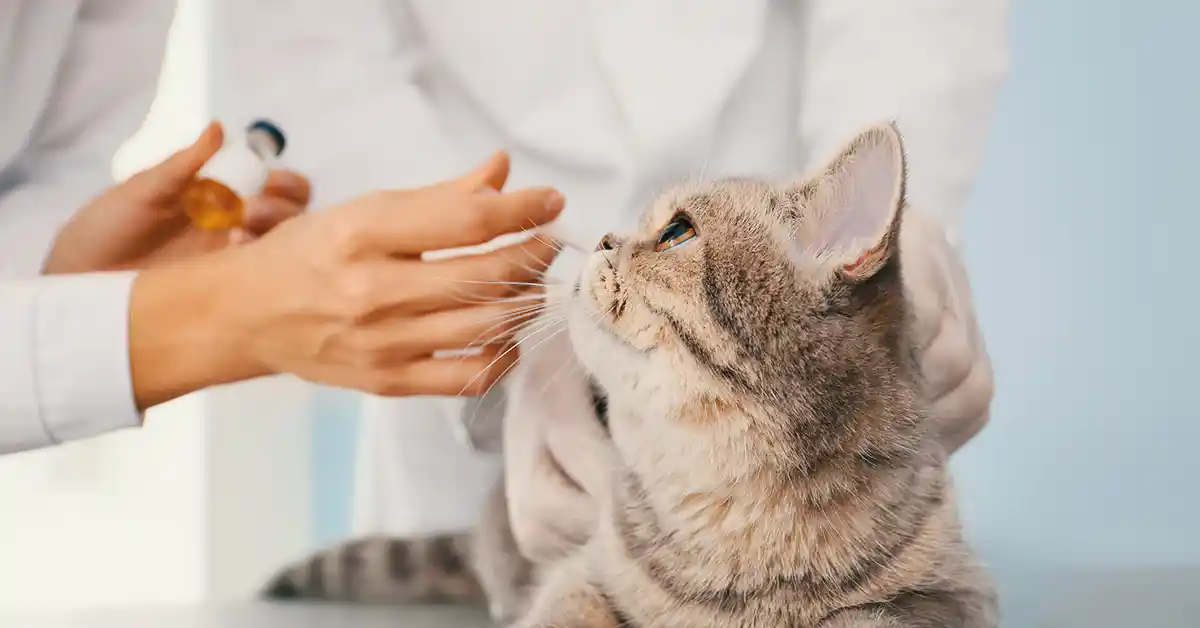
[{"xmin": 43, "ymin": 122, "xmax": 309, "ymax": 275}]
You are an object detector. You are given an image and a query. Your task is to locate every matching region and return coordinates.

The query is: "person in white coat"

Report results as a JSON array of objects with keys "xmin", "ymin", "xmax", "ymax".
[
  {"xmin": 215, "ymin": 0, "xmax": 1009, "ymax": 562},
  {"xmin": 0, "ymin": 1, "xmax": 566, "ymax": 456}
]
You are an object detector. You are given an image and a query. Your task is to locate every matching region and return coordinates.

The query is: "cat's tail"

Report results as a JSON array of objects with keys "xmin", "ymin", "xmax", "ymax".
[{"xmin": 260, "ymin": 534, "xmax": 485, "ymax": 606}]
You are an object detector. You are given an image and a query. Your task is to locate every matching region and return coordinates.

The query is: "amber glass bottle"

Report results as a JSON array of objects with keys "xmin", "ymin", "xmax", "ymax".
[{"xmin": 183, "ymin": 119, "xmax": 286, "ymax": 230}]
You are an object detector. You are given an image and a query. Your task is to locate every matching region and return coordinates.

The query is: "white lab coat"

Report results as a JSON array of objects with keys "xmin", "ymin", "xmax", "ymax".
[
  {"xmin": 0, "ymin": 1, "xmax": 174, "ymax": 454},
  {"xmin": 215, "ymin": 0, "xmax": 1009, "ymax": 536}
]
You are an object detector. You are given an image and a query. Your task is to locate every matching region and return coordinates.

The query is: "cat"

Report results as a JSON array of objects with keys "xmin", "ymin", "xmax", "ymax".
[{"xmin": 262, "ymin": 122, "xmax": 997, "ymax": 627}]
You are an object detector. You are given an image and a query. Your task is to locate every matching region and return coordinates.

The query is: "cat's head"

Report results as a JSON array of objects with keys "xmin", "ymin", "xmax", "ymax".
[{"xmin": 568, "ymin": 123, "xmax": 923, "ymax": 472}]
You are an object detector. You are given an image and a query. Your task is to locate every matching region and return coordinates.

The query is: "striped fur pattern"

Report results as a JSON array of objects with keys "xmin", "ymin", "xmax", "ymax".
[
  {"xmin": 260, "ymin": 381, "xmax": 614, "ymax": 622},
  {"xmin": 516, "ymin": 123, "xmax": 996, "ymax": 627},
  {"xmin": 261, "ymin": 474, "xmax": 536, "ymax": 622},
  {"xmin": 262, "ymin": 532, "xmax": 481, "ymax": 604}
]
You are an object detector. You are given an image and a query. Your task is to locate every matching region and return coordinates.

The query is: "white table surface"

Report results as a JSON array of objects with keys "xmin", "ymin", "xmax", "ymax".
[
  {"xmin": 5, "ymin": 568, "xmax": 1198, "ymax": 627},
  {"xmin": 3, "ymin": 603, "xmax": 492, "ymax": 628}
]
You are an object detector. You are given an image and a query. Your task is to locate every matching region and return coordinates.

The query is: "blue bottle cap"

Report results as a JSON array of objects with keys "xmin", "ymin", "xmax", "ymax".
[{"xmin": 247, "ymin": 118, "xmax": 286, "ymax": 156}]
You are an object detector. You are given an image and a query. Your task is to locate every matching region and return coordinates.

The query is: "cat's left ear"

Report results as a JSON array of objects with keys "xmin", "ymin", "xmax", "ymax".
[{"xmin": 785, "ymin": 122, "xmax": 906, "ymax": 282}]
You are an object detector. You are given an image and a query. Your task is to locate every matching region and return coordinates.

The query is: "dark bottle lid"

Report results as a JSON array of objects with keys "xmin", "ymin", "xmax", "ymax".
[{"xmin": 247, "ymin": 118, "xmax": 286, "ymax": 156}]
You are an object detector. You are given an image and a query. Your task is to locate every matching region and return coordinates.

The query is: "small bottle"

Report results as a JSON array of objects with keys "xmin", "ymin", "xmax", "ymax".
[{"xmin": 183, "ymin": 119, "xmax": 287, "ymax": 231}]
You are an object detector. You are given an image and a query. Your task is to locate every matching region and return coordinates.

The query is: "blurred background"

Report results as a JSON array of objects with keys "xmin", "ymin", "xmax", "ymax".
[
  {"xmin": 0, "ymin": 0, "xmax": 1196, "ymax": 624},
  {"xmin": 952, "ymin": 0, "xmax": 1199, "ymax": 622}
]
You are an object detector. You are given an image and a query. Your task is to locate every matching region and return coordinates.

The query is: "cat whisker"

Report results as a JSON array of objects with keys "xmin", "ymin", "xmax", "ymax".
[
  {"xmin": 463, "ymin": 305, "xmax": 551, "ymax": 351},
  {"xmin": 458, "ymin": 321, "xmax": 572, "ymax": 436},
  {"xmin": 485, "ymin": 325, "xmax": 570, "ymax": 399},
  {"xmin": 531, "ymin": 306, "xmax": 608, "ymax": 401},
  {"xmin": 451, "ymin": 279, "xmax": 556, "ymax": 290},
  {"xmin": 456, "ymin": 315, "xmax": 570, "ymax": 399},
  {"xmin": 468, "ymin": 310, "xmax": 566, "ymax": 353},
  {"xmin": 449, "ymin": 292, "xmax": 549, "ymax": 306},
  {"xmin": 506, "ymin": 247, "xmax": 556, "ymax": 279},
  {"xmin": 521, "ymin": 218, "xmax": 562, "ymax": 251},
  {"xmin": 473, "ymin": 301, "xmax": 549, "ymax": 323},
  {"xmin": 696, "ymin": 140, "xmax": 714, "ymax": 184}
]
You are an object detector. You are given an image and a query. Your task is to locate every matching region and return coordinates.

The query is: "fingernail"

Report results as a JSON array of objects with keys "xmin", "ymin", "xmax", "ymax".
[
  {"xmin": 545, "ymin": 191, "xmax": 566, "ymax": 215},
  {"xmin": 198, "ymin": 121, "xmax": 222, "ymax": 145},
  {"xmin": 474, "ymin": 150, "xmax": 506, "ymax": 174}
]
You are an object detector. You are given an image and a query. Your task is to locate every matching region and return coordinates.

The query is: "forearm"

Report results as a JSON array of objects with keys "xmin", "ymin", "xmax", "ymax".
[{"xmin": 128, "ymin": 252, "xmax": 267, "ymax": 410}]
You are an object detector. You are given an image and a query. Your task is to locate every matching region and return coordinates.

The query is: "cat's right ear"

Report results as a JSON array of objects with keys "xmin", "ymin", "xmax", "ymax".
[{"xmin": 783, "ymin": 122, "xmax": 907, "ymax": 283}]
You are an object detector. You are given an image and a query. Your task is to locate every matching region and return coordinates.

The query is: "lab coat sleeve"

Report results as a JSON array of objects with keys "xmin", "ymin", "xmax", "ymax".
[
  {"xmin": 0, "ymin": 272, "xmax": 141, "ymax": 455},
  {"xmin": 212, "ymin": 0, "xmax": 468, "ymax": 207},
  {"xmin": 0, "ymin": 0, "xmax": 174, "ymax": 279},
  {"xmin": 796, "ymin": 0, "xmax": 1010, "ymax": 242}
]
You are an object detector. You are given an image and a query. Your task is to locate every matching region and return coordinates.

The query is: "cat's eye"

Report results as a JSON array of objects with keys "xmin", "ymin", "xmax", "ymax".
[{"xmin": 654, "ymin": 214, "xmax": 698, "ymax": 252}]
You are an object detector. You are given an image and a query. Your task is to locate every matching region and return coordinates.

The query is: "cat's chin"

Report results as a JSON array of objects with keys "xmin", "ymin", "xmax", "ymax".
[
  {"xmin": 566, "ymin": 297, "xmax": 612, "ymax": 361},
  {"xmin": 567, "ymin": 294, "xmax": 639, "ymax": 383}
]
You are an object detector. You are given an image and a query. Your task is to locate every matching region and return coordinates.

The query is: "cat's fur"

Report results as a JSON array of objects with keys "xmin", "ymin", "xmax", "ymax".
[{"xmin": 262, "ymin": 123, "xmax": 996, "ymax": 627}]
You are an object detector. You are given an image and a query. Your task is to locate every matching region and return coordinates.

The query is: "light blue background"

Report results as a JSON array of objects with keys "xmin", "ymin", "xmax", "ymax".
[
  {"xmin": 948, "ymin": 0, "xmax": 1199, "ymax": 621},
  {"xmin": 312, "ymin": 0, "xmax": 1199, "ymax": 620}
]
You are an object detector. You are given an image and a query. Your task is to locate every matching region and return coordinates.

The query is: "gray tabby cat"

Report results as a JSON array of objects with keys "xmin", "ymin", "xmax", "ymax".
[{"xmin": 263, "ymin": 123, "xmax": 997, "ymax": 627}]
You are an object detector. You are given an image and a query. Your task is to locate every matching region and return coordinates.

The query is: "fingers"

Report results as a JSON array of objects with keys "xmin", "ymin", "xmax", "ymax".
[
  {"xmin": 128, "ymin": 122, "xmax": 224, "ymax": 202},
  {"xmin": 262, "ymin": 169, "xmax": 312, "ymax": 207},
  {"xmin": 455, "ymin": 150, "xmax": 511, "ymax": 193},
  {"xmin": 228, "ymin": 228, "xmax": 256, "ymax": 246},
  {"xmin": 930, "ymin": 358, "xmax": 994, "ymax": 453},
  {"xmin": 359, "ymin": 186, "xmax": 564, "ymax": 255},
  {"xmin": 296, "ymin": 342, "xmax": 520, "ymax": 399},
  {"xmin": 382, "ymin": 292, "xmax": 546, "ymax": 357},
  {"xmin": 420, "ymin": 234, "xmax": 560, "ymax": 308},
  {"xmin": 376, "ymin": 235, "xmax": 561, "ymax": 313},
  {"xmin": 412, "ymin": 234, "xmax": 556, "ymax": 312},
  {"xmin": 327, "ymin": 292, "xmax": 546, "ymax": 369},
  {"xmin": 233, "ymin": 171, "xmax": 309, "ymax": 242},
  {"xmin": 385, "ymin": 344, "xmax": 521, "ymax": 397},
  {"xmin": 346, "ymin": 159, "xmax": 564, "ymax": 255},
  {"xmin": 241, "ymin": 196, "xmax": 306, "ymax": 236}
]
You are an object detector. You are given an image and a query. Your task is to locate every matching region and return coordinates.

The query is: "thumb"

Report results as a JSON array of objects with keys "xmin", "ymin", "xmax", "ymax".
[
  {"xmin": 455, "ymin": 150, "xmax": 510, "ymax": 193},
  {"xmin": 127, "ymin": 121, "xmax": 224, "ymax": 202}
]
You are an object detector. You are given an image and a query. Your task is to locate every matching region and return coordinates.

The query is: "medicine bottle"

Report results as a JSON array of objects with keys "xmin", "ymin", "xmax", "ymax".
[{"xmin": 183, "ymin": 119, "xmax": 287, "ymax": 230}]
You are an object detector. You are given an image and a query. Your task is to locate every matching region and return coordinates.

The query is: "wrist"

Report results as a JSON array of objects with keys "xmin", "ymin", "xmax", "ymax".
[{"xmin": 128, "ymin": 250, "xmax": 268, "ymax": 409}]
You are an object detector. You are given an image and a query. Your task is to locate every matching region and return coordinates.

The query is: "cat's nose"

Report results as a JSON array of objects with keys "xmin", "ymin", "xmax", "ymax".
[{"xmin": 597, "ymin": 233, "xmax": 616, "ymax": 252}]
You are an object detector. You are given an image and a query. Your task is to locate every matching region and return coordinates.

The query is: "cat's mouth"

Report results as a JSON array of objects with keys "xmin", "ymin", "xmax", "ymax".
[
  {"xmin": 586, "ymin": 251, "xmax": 626, "ymax": 322},
  {"xmin": 575, "ymin": 257, "xmax": 663, "ymax": 354}
]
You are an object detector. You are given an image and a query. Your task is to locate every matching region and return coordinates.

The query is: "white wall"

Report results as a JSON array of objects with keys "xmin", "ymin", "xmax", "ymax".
[{"xmin": 0, "ymin": 0, "xmax": 313, "ymax": 611}]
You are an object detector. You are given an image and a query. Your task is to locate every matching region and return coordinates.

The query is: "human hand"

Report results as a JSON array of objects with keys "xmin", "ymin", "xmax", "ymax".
[
  {"xmin": 502, "ymin": 311, "xmax": 614, "ymax": 564},
  {"xmin": 900, "ymin": 208, "xmax": 995, "ymax": 452},
  {"xmin": 147, "ymin": 150, "xmax": 564, "ymax": 404},
  {"xmin": 43, "ymin": 122, "xmax": 309, "ymax": 275}
]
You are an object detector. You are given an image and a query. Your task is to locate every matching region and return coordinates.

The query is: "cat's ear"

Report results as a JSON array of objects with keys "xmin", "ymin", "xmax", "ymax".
[{"xmin": 785, "ymin": 122, "xmax": 906, "ymax": 282}]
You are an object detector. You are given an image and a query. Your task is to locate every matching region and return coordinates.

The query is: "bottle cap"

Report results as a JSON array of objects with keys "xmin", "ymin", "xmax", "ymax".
[{"xmin": 247, "ymin": 119, "xmax": 286, "ymax": 156}]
